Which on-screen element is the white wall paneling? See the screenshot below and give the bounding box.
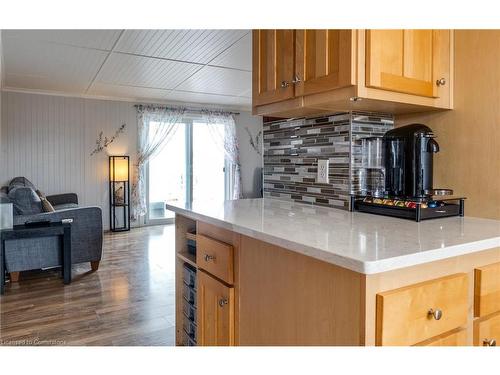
[1,30,3,157]
[1,91,262,229]
[1,92,137,230]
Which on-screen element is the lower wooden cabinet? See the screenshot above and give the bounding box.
[197,270,235,346]
[474,312,500,346]
[176,214,500,346]
[376,273,468,346]
[415,328,467,346]
[474,262,500,318]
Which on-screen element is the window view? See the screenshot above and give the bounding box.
[192,120,225,206]
[148,122,187,220]
[147,118,226,222]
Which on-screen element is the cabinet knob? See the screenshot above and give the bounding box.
[483,338,497,347]
[436,77,446,86]
[281,81,290,88]
[291,75,301,84]
[428,308,443,320]
[218,298,229,307]
[204,254,216,262]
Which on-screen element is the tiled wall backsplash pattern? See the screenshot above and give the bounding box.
[263,112,394,210]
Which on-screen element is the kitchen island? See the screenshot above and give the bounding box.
[169,198,500,346]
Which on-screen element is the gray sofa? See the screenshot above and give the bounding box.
[0,177,103,281]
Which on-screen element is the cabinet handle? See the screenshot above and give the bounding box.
[436,77,446,86]
[483,338,497,347]
[291,75,301,84]
[281,81,290,88]
[218,298,228,307]
[428,308,443,320]
[204,254,216,262]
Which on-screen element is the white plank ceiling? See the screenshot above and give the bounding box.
[1,29,252,109]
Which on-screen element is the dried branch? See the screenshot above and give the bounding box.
[90,124,127,156]
[245,127,262,156]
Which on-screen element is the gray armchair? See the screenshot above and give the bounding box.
[1,177,103,282]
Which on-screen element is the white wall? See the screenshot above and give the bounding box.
[235,111,263,198]
[0,91,263,229]
[1,31,3,159]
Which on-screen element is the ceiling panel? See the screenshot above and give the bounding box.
[209,32,251,71]
[115,29,248,64]
[176,65,251,96]
[165,90,251,107]
[2,30,122,51]
[87,82,171,100]
[1,30,253,109]
[94,52,202,90]
[3,38,109,92]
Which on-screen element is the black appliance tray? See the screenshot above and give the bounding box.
[351,196,465,222]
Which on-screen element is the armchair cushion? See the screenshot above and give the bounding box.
[46,193,79,207]
[53,203,79,210]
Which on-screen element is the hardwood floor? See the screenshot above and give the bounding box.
[0,225,176,346]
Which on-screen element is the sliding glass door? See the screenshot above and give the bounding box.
[192,120,226,206]
[146,117,227,224]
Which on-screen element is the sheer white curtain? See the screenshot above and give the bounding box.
[131,105,185,220]
[201,110,242,199]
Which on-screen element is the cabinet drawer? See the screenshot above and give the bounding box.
[196,234,234,284]
[475,262,500,317]
[376,273,468,346]
[474,311,500,347]
[414,328,467,346]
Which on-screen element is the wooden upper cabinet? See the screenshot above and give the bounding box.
[365,29,450,98]
[252,29,295,106]
[197,270,235,346]
[294,30,354,96]
[252,29,453,116]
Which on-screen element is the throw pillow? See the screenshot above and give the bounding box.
[8,177,37,192]
[8,187,43,215]
[35,190,55,213]
[40,197,56,213]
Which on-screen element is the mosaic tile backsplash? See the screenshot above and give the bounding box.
[263,111,394,210]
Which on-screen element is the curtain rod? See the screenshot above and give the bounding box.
[134,104,240,115]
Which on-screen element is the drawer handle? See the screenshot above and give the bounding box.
[204,254,216,262]
[436,77,446,86]
[428,308,443,320]
[483,338,497,347]
[218,298,228,307]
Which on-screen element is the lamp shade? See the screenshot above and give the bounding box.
[110,156,129,181]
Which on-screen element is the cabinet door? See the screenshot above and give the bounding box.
[197,270,235,346]
[474,312,500,347]
[252,29,295,106]
[295,29,354,96]
[366,30,450,98]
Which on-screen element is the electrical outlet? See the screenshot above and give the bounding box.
[317,159,329,184]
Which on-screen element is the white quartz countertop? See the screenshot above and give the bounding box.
[166,198,500,274]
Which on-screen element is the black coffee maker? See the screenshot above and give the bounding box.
[383,124,440,199]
